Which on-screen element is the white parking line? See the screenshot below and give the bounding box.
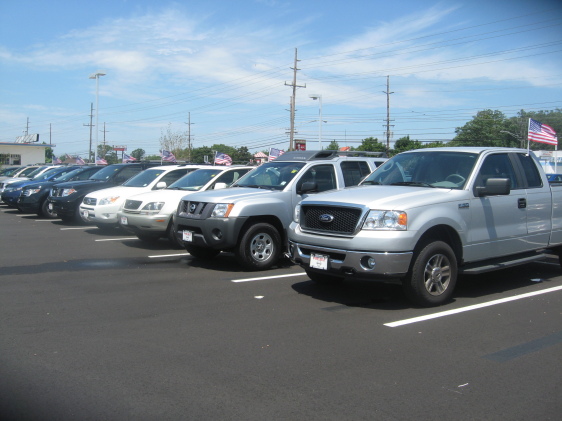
[35,219,61,221]
[232,273,307,283]
[95,237,138,241]
[60,227,90,230]
[385,285,562,327]
[148,253,189,258]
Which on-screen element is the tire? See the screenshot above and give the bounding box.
[237,223,281,270]
[40,199,58,219]
[166,221,183,249]
[305,268,343,285]
[185,244,220,259]
[402,240,457,307]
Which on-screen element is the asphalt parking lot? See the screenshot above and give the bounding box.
[1,206,561,420]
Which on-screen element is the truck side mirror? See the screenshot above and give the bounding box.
[298,181,317,195]
[474,178,510,197]
[214,182,228,190]
[155,181,167,190]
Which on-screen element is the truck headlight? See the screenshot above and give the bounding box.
[23,188,41,196]
[211,203,234,218]
[99,196,120,206]
[294,204,301,223]
[140,202,165,213]
[362,210,407,230]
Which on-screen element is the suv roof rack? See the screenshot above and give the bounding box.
[278,150,387,162]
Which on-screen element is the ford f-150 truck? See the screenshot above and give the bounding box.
[288,147,562,306]
[173,150,387,270]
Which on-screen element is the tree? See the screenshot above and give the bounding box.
[131,148,145,161]
[355,137,386,153]
[326,140,339,150]
[232,146,253,164]
[160,123,188,160]
[393,136,423,154]
[453,110,514,147]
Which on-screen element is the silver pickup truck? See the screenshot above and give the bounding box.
[288,147,562,306]
[173,150,387,270]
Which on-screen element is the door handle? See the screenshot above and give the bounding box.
[518,198,527,209]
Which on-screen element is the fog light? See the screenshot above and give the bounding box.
[212,228,223,240]
[360,256,376,270]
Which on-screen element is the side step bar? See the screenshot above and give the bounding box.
[460,252,550,275]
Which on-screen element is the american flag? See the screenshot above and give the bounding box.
[160,150,177,162]
[268,147,285,162]
[123,153,136,163]
[53,156,62,164]
[76,156,86,165]
[95,156,108,165]
[215,152,232,165]
[528,118,557,145]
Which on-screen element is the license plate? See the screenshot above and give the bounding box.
[120,216,128,225]
[81,210,89,218]
[182,230,193,242]
[310,253,329,270]
[48,203,53,211]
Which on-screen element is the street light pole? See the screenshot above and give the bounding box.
[309,94,322,150]
[89,71,106,164]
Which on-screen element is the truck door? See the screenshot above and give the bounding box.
[467,153,528,261]
[292,164,337,209]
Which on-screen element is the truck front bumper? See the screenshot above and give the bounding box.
[289,240,412,279]
[174,215,249,251]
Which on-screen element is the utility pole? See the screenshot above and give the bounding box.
[383,75,394,154]
[185,112,193,162]
[285,48,306,151]
[102,123,109,157]
[84,103,94,162]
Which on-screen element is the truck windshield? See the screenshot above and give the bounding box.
[361,151,478,189]
[123,169,164,187]
[233,162,305,190]
[90,165,121,181]
[168,169,222,191]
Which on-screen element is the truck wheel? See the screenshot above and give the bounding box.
[403,240,457,307]
[166,221,183,249]
[237,223,281,270]
[305,269,343,285]
[40,199,58,219]
[185,244,220,259]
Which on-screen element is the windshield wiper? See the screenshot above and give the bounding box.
[390,181,435,188]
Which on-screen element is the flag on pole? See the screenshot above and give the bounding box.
[53,156,62,164]
[95,156,108,165]
[160,150,177,162]
[76,156,86,165]
[528,118,557,145]
[268,148,285,162]
[123,153,136,163]
[214,152,232,165]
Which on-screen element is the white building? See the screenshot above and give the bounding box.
[0,142,54,166]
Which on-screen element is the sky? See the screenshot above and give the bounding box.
[1,0,561,159]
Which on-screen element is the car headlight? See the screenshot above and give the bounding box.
[140,202,165,214]
[23,188,41,196]
[62,188,77,196]
[99,196,120,206]
[362,210,407,230]
[211,203,234,218]
[293,204,301,223]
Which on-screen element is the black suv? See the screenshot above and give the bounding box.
[48,163,160,223]
[18,166,104,218]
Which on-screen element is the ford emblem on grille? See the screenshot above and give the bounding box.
[319,214,334,223]
[189,203,197,213]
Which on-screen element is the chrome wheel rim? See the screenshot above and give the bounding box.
[424,253,451,296]
[250,232,274,262]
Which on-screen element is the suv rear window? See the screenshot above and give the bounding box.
[340,161,372,186]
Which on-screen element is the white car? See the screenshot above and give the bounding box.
[118,166,254,246]
[80,165,203,229]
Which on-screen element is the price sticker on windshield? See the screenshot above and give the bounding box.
[182,230,193,242]
[310,253,328,270]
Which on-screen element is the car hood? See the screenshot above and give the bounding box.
[126,189,199,204]
[305,185,468,210]
[53,179,106,189]
[85,185,142,199]
[182,187,280,203]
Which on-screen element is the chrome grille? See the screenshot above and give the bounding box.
[124,199,143,210]
[83,197,97,206]
[301,205,363,235]
[178,201,211,218]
